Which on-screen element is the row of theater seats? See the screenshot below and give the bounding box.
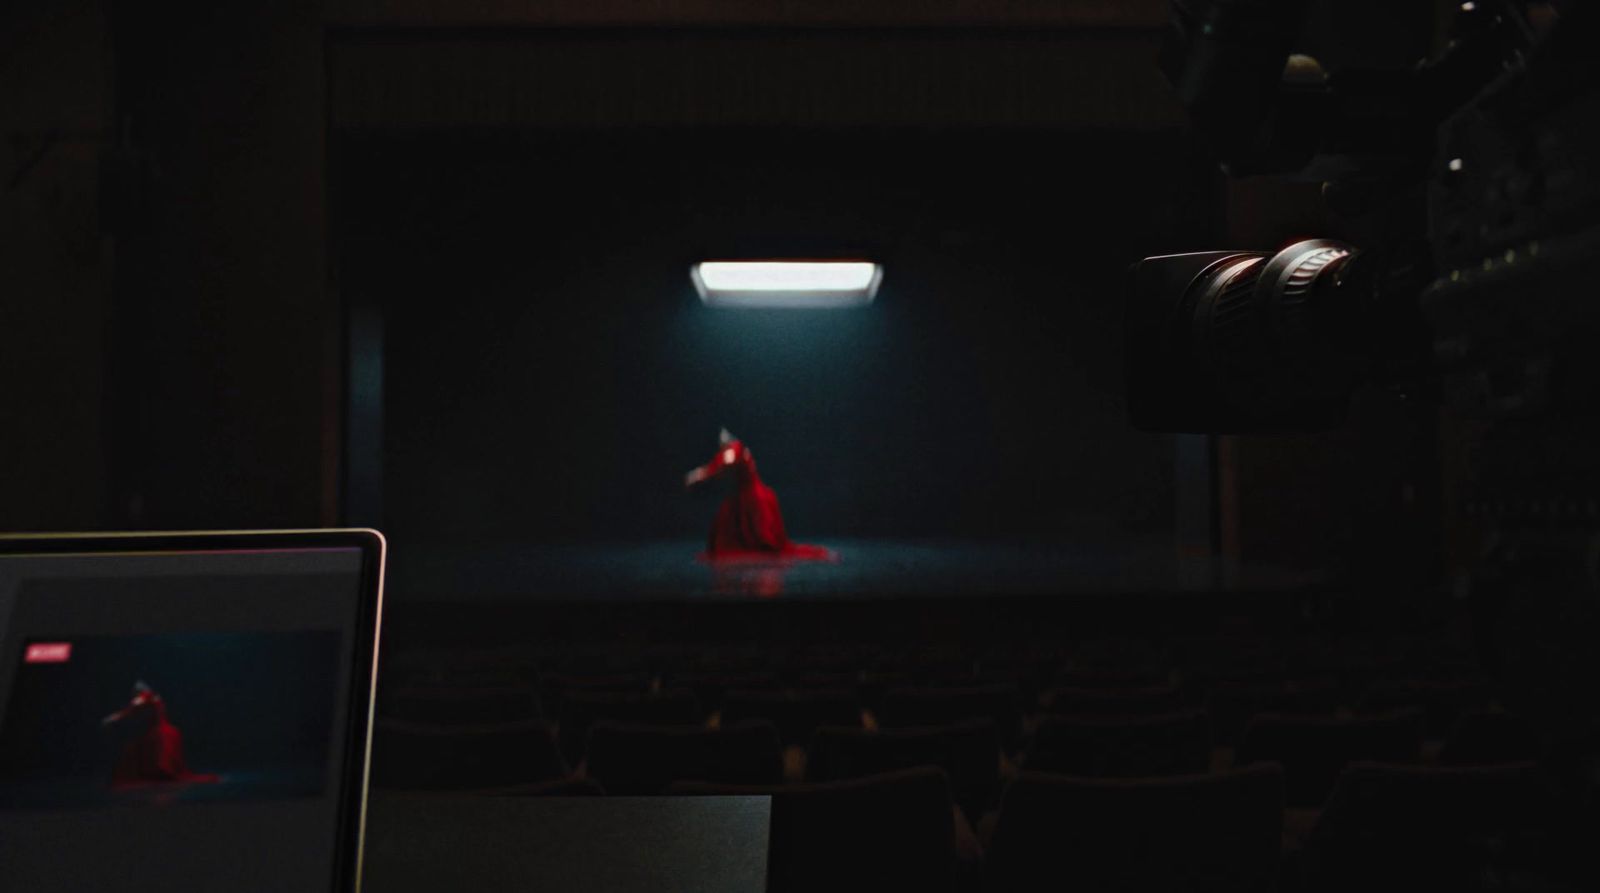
[371,705,1539,812]
[374,759,1563,893]
[368,636,1577,888]
[383,640,1487,714]
[381,670,1503,739]
[381,629,1480,686]
[374,655,1532,786]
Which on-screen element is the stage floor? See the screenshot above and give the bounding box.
[385,537,1267,602]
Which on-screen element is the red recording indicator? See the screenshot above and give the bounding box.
[24,642,72,664]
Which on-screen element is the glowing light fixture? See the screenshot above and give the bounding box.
[692,261,882,308]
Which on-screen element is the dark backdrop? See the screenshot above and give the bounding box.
[341,128,1219,548]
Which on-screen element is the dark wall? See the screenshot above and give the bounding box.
[343,129,1218,546]
[103,4,333,530]
[1,3,333,535]
[0,0,113,533]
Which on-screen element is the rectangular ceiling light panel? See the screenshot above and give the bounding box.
[692,261,882,308]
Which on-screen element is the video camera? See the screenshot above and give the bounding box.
[1128,0,1599,434]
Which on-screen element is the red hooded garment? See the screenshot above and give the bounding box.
[103,683,219,788]
[688,438,835,562]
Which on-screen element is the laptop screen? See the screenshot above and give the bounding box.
[0,538,380,892]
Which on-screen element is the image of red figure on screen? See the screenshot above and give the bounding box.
[101,681,219,788]
[685,429,837,562]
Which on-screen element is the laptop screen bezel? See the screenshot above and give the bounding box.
[0,528,386,893]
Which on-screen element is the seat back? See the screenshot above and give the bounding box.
[669,670,779,711]
[1205,675,1346,745]
[986,765,1285,893]
[584,720,783,794]
[1027,709,1212,777]
[539,671,653,721]
[371,718,568,791]
[878,683,1023,748]
[1300,762,1557,893]
[557,688,702,764]
[1438,710,1541,766]
[1238,709,1422,806]
[1052,665,1172,690]
[1041,684,1189,718]
[721,688,861,745]
[383,685,542,725]
[807,719,1000,820]
[1360,678,1492,738]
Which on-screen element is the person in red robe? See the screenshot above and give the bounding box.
[101,681,219,787]
[684,429,836,562]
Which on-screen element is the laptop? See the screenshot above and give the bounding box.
[0,529,385,893]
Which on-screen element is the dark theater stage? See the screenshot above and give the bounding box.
[345,126,1230,611]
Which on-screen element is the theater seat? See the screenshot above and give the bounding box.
[1051,665,1172,690]
[806,719,1001,822]
[720,688,861,746]
[668,670,779,712]
[1040,683,1190,718]
[855,671,915,712]
[668,767,961,893]
[583,720,783,794]
[1360,678,1492,738]
[1297,762,1557,893]
[877,683,1024,749]
[382,685,543,726]
[1205,675,1346,745]
[1237,710,1423,807]
[984,765,1285,893]
[1026,710,1212,777]
[371,718,569,791]
[540,671,655,714]
[1438,710,1541,766]
[556,688,703,765]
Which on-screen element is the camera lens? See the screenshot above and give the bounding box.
[1127,237,1385,431]
[1190,239,1358,415]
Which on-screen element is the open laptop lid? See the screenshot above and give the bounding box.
[0,529,385,893]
